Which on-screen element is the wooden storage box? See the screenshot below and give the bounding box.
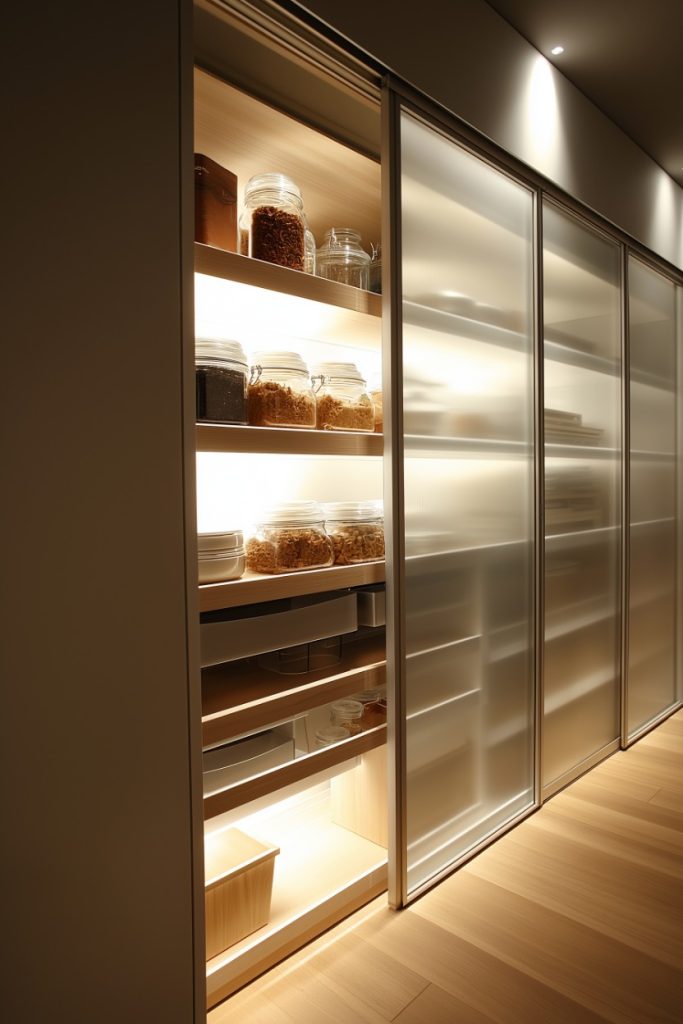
[194,152,237,251]
[204,828,279,959]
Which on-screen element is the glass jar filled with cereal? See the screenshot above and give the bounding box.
[312,362,374,432]
[248,351,316,429]
[246,501,334,574]
[323,501,385,565]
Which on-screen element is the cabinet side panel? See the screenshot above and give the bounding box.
[0,2,199,1020]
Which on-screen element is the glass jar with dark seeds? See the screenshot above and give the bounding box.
[195,337,248,424]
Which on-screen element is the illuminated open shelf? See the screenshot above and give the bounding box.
[197,422,383,456]
[199,561,386,612]
[196,244,381,317]
[205,782,387,1008]
[202,632,386,746]
[203,724,387,818]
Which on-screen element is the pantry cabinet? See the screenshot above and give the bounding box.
[189,0,682,1006]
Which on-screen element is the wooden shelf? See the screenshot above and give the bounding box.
[195,244,381,318]
[197,422,383,456]
[202,633,386,746]
[203,724,387,819]
[199,561,386,612]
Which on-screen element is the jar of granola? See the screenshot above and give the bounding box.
[323,501,385,565]
[312,362,374,432]
[239,172,305,271]
[246,501,334,574]
[247,351,316,429]
[330,699,364,736]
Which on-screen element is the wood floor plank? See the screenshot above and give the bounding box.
[566,776,683,832]
[529,793,683,878]
[414,871,682,1024]
[465,819,683,967]
[356,908,609,1023]
[650,788,683,813]
[392,983,495,1024]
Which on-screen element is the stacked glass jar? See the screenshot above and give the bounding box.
[195,337,248,424]
[245,501,334,575]
[316,228,370,288]
[312,361,374,432]
[323,501,385,565]
[247,351,316,429]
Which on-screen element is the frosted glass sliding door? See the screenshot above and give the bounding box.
[627,258,678,737]
[399,110,535,897]
[542,203,621,788]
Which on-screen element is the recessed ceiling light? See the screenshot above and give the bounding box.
[551,45,564,55]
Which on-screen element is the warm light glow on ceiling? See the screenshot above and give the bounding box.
[551,45,564,56]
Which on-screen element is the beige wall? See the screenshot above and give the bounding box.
[1,1,202,1019]
[294,0,683,271]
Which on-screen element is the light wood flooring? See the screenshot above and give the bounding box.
[208,710,683,1023]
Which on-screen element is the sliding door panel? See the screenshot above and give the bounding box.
[627,258,678,737]
[399,110,535,897]
[542,203,621,788]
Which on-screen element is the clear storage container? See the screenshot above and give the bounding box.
[246,501,334,574]
[312,362,374,432]
[247,351,316,429]
[195,337,248,424]
[330,699,364,735]
[368,243,382,294]
[315,726,348,748]
[316,228,370,288]
[197,530,246,583]
[324,501,385,565]
[239,172,306,271]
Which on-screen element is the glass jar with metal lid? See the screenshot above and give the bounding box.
[316,228,371,288]
[323,501,385,565]
[247,351,316,429]
[195,337,248,424]
[239,172,306,271]
[312,361,374,432]
[246,500,334,574]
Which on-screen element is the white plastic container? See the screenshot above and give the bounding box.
[198,530,245,584]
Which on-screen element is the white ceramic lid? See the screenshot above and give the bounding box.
[323,500,383,522]
[251,350,309,375]
[257,500,325,528]
[312,361,366,385]
[198,530,244,556]
[195,337,248,367]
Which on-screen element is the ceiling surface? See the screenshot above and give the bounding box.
[485,0,683,187]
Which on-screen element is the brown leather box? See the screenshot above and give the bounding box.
[194,153,237,251]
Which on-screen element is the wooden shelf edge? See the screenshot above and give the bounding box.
[194,243,381,317]
[203,725,387,820]
[199,561,386,611]
[196,422,383,456]
[205,865,387,1007]
[202,660,386,747]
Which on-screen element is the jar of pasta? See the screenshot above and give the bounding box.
[239,172,305,271]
